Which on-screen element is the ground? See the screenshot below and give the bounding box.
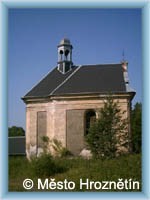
[9,154,141,192]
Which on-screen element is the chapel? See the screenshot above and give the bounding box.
[22,38,135,158]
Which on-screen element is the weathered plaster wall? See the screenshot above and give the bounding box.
[25,96,131,158]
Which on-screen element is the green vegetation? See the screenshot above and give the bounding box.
[40,136,72,157]
[30,153,67,177]
[50,138,72,157]
[8,126,25,137]
[131,102,142,153]
[86,97,128,159]
[9,154,141,191]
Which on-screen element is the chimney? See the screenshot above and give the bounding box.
[121,60,130,91]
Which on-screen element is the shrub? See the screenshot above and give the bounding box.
[40,136,72,158]
[50,138,72,158]
[86,96,129,159]
[30,153,67,177]
[60,147,73,157]
[41,136,50,153]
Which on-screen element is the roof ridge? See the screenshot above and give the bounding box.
[49,65,82,95]
[82,63,121,66]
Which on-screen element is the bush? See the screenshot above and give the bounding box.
[30,153,67,177]
[86,96,129,159]
[41,136,50,153]
[50,138,72,157]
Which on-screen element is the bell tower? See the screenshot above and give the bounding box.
[57,38,73,74]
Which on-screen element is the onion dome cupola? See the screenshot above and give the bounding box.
[57,38,73,74]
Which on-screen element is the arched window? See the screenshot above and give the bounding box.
[59,50,63,61]
[85,110,96,135]
[65,49,70,60]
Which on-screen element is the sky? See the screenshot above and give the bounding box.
[8,8,142,130]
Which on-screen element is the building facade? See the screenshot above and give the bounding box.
[22,39,135,158]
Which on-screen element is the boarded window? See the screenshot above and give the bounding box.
[66,109,85,155]
[37,111,47,148]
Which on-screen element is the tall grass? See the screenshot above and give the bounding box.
[9,154,141,191]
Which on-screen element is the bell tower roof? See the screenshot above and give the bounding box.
[60,38,71,45]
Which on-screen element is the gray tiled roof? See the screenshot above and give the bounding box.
[23,64,128,99]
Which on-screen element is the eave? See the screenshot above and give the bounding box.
[21,91,136,104]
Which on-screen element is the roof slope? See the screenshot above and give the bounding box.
[53,64,126,95]
[23,64,127,98]
[24,66,78,97]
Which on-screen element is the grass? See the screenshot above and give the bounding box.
[9,154,141,192]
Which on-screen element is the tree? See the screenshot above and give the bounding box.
[86,96,129,159]
[131,102,142,153]
[8,126,25,137]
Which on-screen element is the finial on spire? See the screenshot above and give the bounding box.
[122,49,125,61]
[121,49,128,72]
